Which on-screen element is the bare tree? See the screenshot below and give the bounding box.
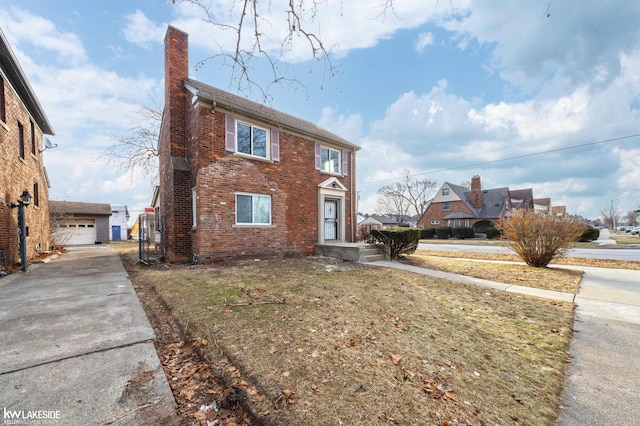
[376,170,437,221]
[101,102,162,180]
[623,210,639,227]
[173,0,403,100]
[600,204,622,229]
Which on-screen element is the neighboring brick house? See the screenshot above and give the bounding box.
[418,175,513,233]
[0,28,54,269]
[159,26,359,263]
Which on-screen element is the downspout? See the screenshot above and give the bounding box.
[350,149,356,242]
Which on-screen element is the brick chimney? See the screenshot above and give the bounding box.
[159,26,191,262]
[470,175,482,208]
[164,25,188,158]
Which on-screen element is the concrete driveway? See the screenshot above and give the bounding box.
[0,246,178,425]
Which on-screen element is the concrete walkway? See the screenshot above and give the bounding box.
[369,258,640,426]
[0,246,178,425]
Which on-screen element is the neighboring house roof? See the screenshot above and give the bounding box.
[445,182,509,220]
[0,28,54,135]
[49,201,112,216]
[510,188,534,209]
[185,79,360,151]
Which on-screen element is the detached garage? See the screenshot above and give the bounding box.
[49,201,111,246]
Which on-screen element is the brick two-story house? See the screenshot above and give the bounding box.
[0,28,54,269]
[418,175,512,233]
[159,26,359,263]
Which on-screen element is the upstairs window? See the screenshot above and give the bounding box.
[442,188,449,196]
[236,193,271,225]
[30,120,36,155]
[315,143,349,176]
[225,114,280,161]
[237,121,268,158]
[442,201,451,211]
[0,76,5,123]
[321,146,340,174]
[33,182,39,207]
[18,121,25,159]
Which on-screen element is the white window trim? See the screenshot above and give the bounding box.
[442,202,451,211]
[234,192,272,226]
[236,120,270,160]
[192,187,197,228]
[321,146,340,174]
[431,220,439,225]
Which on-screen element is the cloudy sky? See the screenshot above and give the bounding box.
[2,0,639,222]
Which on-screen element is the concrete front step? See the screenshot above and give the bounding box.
[364,254,387,262]
[315,243,387,263]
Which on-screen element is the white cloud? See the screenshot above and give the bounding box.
[0,8,88,66]
[122,9,166,49]
[415,32,434,54]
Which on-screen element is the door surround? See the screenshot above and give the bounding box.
[318,177,347,244]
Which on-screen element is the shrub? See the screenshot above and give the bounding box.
[578,227,600,242]
[420,228,436,239]
[452,226,475,239]
[435,226,452,239]
[372,228,421,260]
[485,226,501,240]
[497,210,586,267]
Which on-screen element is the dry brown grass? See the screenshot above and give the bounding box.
[124,254,574,426]
[404,252,582,293]
[417,248,640,271]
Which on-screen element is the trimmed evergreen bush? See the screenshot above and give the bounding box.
[452,226,475,239]
[420,228,436,239]
[485,226,501,240]
[372,228,421,259]
[435,226,452,239]
[578,227,600,242]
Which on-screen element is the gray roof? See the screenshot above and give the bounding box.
[445,183,509,220]
[186,79,359,150]
[0,28,54,135]
[49,201,111,216]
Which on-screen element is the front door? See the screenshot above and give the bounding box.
[324,199,339,241]
[112,225,121,241]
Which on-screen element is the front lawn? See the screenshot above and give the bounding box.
[122,252,573,425]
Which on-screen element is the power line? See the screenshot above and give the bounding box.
[364,132,640,184]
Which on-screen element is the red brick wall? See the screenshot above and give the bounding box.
[0,75,51,269]
[189,109,354,261]
[418,200,474,228]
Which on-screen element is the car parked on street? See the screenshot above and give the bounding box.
[631,227,640,235]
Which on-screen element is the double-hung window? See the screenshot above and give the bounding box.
[18,121,25,159]
[236,193,271,225]
[237,121,268,158]
[321,146,340,174]
[315,143,348,176]
[225,114,280,161]
[0,75,5,123]
[442,202,451,211]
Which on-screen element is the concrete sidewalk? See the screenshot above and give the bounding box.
[0,246,178,425]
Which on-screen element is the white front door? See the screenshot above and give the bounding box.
[324,199,339,241]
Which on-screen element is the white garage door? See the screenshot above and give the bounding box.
[55,219,97,245]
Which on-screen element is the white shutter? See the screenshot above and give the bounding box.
[341,150,348,176]
[225,114,236,152]
[271,129,280,161]
[314,142,321,170]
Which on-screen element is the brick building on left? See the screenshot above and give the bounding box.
[0,28,55,270]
